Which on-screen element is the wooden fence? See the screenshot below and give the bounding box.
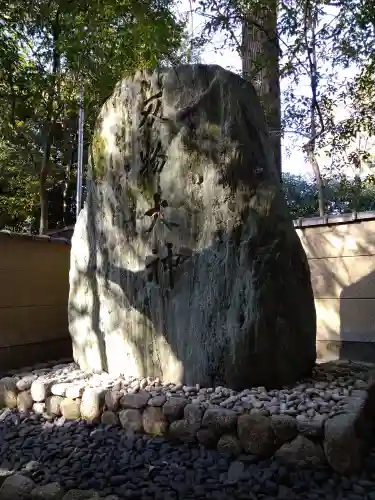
[295,211,375,362]
[0,231,72,372]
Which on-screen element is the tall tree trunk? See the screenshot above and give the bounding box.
[63,160,72,227]
[304,2,325,216]
[39,10,61,234]
[39,141,51,234]
[242,1,282,181]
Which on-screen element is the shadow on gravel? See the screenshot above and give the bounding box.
[1,409,375,500]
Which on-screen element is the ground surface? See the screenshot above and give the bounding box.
[1,360,375,499]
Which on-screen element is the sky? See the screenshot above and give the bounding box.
[174,1,373,179]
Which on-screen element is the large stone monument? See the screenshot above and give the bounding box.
[68,64,316,390]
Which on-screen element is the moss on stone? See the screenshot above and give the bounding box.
[188,150,202,172]
[115,130,123,149]
[124,178,155,210]
[125,185,137,207]
[202,122,221,138]
[92,134,108,179]
[139,175,156,205]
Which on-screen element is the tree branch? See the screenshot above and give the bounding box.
[302,0,325,149]
[302,0,326,216]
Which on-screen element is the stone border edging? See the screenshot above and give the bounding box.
[1,371,375,475]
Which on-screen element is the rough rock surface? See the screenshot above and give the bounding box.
[323,386,375,474]
[30,482,64,500]
[69,63,316,389]
[0,474,35,500]
[237,413,276,457]
[274,435,326,467]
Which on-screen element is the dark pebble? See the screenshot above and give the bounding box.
[110,475,127,486]
[0,408,374,499]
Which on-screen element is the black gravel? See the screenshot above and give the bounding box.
[1,409,375,500]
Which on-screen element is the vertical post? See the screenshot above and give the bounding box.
[76,87,84,220]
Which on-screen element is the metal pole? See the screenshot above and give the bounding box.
[76,87,84,220]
